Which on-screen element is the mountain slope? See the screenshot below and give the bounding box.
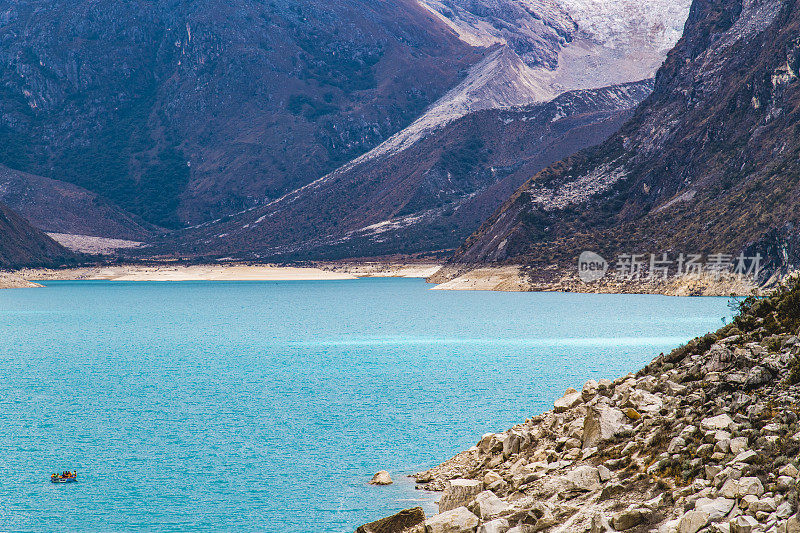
[142,80,652,260]
[0,165,156,240]
[0,0,483,227]
[450,0,800,280]
[0,202,77,268]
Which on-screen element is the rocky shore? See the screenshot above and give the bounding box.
[429,266,763,296]
[0,271,40,289]
[358,280,800,533]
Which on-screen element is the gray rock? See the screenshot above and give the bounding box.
[597,464,612,483]
[564,465,601,492]
[701,414,734,432]
[744,366,773,388]
[611,508,649,530]
[694,497,735,521]
[583,405,625,448]
[467,491,511,520]
[729,515,759,533]
[679,510,710,533]
[426,507,480,533]
[439,479,483,513]
[356,506,426,533]
[370,471,393,485]
[477,518,509,533]
[729,450,758,464]
[554,388,583,413]
[591,513,613,533]
[786,514,800,533]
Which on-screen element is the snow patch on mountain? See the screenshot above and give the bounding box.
[418,0,691,91]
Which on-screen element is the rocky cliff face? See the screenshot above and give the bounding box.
[359,280,800,533]
[0,0,483,227]
[141,80,652,260]
[0,201,76,268]
[450,0,800,281]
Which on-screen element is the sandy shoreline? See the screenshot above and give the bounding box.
[17,263,443,283]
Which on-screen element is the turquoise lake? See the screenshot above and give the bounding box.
[0,278,732,532]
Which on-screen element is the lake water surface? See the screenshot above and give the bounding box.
[0,279,731,531]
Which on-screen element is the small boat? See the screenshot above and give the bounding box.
[51,472,77,483]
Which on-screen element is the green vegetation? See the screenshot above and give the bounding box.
[287,94,338,120]
[441,138,488,178]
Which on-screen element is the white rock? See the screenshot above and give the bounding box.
[729,437,748,455]
[369,471,393,485]
[666,380,687,395]
[565,465,601,492]
[554,388,583,412]
[627,388,663,413]
[779,464,798,478]
[786,514,800,533]
[597,464,612,482]
[679,510,710,533]
[468,491,511,519]
[776,501,794,519]
[583,405,625,448]
[729,450,758,464]
[701,414,734,432]
[439,479,483,513]
[426,507,480,533]
[729,515,758,533]
[483,470,503,486]
[738,477,764,497]
[695,497,735,521]
[478,518,510,533]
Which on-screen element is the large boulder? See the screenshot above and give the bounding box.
[583,406,625,448]
[425,507,480,533]
[370,471,393,485]
[730,515,759,533]
[356,507,426,533]
[477,518,509,533]
[439,479,484,513]
[564,466,601,492]
[611,508,648,530]
[700,414,734,432]
[554,388,583,413]
[625,389,663,414]
[694,497,735,521]
[678,510,709,533]
[467,491,511,520]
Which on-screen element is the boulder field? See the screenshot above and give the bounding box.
[357,281,800,533]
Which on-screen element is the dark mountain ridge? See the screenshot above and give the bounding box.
[449,0,800,281]
[0,201,77,268]
[0,0,483,227]
[139,80,653,261]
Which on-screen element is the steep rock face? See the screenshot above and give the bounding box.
[419,0,690,92]
[141,80,652,260]
[0,201,76,268]
[0,165,156,240]
[451,0,800,279]
[0,0,483,227]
